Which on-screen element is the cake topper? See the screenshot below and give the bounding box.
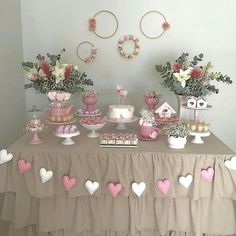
[116,84,128,104]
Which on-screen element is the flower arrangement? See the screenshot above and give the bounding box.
[156,53,232,97]
[23,49,93,94]
[164,122,189,138]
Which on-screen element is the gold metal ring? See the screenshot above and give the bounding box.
[76,41,97,63]
[140,10,169,39]
[92,10,119,39]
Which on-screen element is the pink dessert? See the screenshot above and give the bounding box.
[80,117,105,126]
[56,125,78,135]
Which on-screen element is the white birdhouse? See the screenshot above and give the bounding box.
[187,97,197,109]
[155,102,176,118]
[197,98,208,109]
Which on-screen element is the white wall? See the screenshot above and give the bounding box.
[21,0,236,151]
[0,0,25,234]
[0,0,25,147]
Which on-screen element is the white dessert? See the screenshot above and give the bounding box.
[108,105,134,121]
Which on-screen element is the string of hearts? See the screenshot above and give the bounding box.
[1,149,236,197]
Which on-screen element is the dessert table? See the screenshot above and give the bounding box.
[0,122,236,236]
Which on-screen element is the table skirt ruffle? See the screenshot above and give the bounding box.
[1,192,236,236]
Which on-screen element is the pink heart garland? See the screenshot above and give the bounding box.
[201,167,214,182]
[107,183,122,198]
[63,176,76,191]
[156,179,171,194]
[18,160,32,174]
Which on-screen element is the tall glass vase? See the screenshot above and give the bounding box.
[176,95,191,121]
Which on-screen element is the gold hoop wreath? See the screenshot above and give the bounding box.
[118,35,140,59]
[140,10,170,39]
[88,10,119,39]
[76,41,97,63]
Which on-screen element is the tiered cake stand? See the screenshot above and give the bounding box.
[54,131,80,145]
[104,116,138,130]
[80,123,106,138]
[182,104,212,144]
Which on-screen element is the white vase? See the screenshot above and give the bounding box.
[167,136,187,149]
[176,95,191,121]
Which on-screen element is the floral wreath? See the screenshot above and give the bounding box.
[118,35,140,59]
[76,41,97,63]
[140,10,170,39]
[88,10,119,39]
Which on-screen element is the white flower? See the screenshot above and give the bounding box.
[52,61,65,83]
[73,65,79,71]
[173,69,192,88]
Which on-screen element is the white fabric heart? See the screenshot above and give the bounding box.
[0,149,13,165]
[85,180,99,195]
[225,156,236,170]
[179,175,193,189]
[39,168,53,183]
[132,182,146,197]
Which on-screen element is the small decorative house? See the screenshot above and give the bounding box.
[196,98,208,109]
[187,97,197,109]
[155,102,176,118]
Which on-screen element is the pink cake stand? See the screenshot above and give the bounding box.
[25,121,45,145]
[30,132,43,145]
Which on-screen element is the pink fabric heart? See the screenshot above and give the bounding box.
[201,167,214,182]
[63,176,76,191]
[18,160,32,174]
[156,179,171,194]
[107,183,122,197]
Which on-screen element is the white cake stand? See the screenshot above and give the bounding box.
[54,131,80,145]
[80,123,106,138]
[104,116,138,130]
[189,131,210,144]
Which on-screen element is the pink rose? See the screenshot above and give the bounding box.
[27,73,37,81]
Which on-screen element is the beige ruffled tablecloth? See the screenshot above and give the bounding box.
[0,123,236,236]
